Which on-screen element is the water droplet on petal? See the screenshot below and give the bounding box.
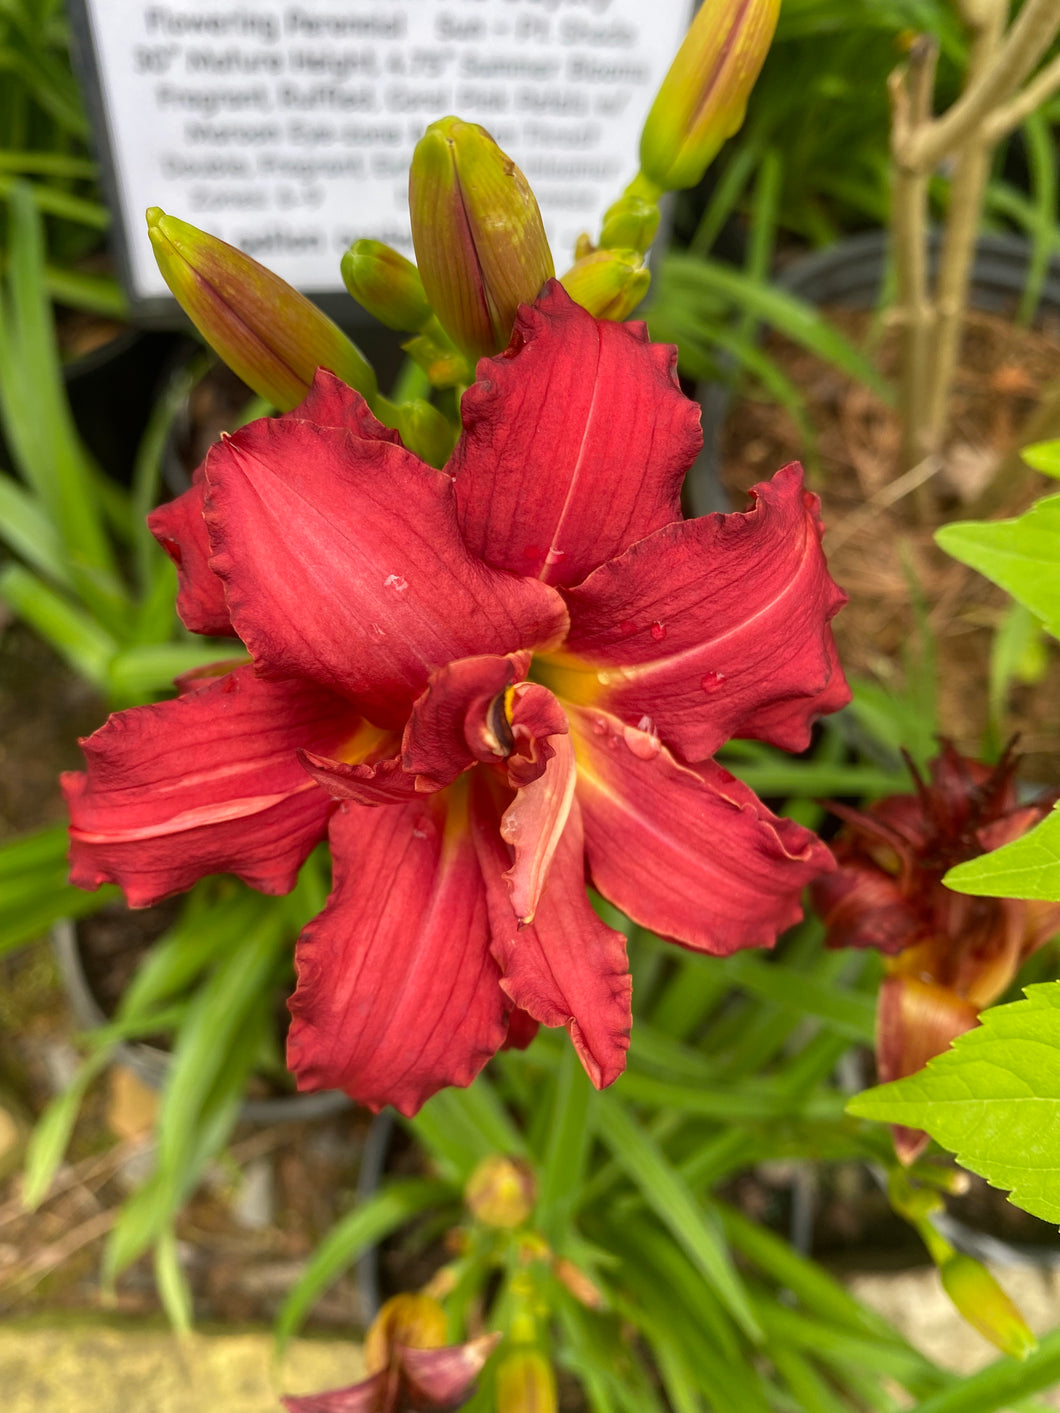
[700,671,726,692]
[590,715,608,736]
[544,546,566,566]
[383,574,408,593]
[623,723,661,761]
[411,827,427,839]
[596,670,613,686]
[650,621,666,642]
[619,620,637,637]
[368,622,386,643]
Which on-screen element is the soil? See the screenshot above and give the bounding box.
[721,305,1060,786]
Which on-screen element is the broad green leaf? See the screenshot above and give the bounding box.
[847,984,1060,1225]
[945,805,1060,901]
[935,495,1060,641]
[1021,439,1060,480]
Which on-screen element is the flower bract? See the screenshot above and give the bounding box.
[64,282,848,1115]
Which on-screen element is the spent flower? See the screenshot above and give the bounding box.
[813,741,1060,1161]
[65,283,847,1115]
[282,1293,498,1413]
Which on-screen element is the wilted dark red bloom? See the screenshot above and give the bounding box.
[813,741,1060,1161]
[282,1293,498,1413]
[64,282,848,1115]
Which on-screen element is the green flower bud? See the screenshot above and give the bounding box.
[409,118,554,361]
[559,250,651,322]
[495,1348,557,1413]
[599,195,660,254]
[402,332,473,391]
[639,0,780,192]
[940,1255,1037,1360]
[341,240,433,333]
[395,397,457,469]
[147,208,376,411]
[465,1154,537,1229]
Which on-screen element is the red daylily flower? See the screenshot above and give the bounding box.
[812,741,1060,1162]
[63,282,848,1115]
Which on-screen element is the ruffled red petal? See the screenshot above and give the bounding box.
[561,464,849,761]
[148,477,235,638]
[148,371,400,641]
[569,706,833,953]
[451,281,701,589]
[203,418,567,726]
[287,789,508,1114]
[472,778,631,1088]
[62,666,354,906]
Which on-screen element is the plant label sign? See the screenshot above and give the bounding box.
[71,0,692,315]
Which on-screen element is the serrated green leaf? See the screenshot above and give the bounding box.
[1021,439,1060,479]
[935,496,1060,641]
[945,805,1060,900]
[847,984,1060,1225]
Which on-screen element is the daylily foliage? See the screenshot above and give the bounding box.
[64,283,848,1115]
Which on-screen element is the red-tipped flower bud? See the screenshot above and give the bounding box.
[341,239,434,333]
[639,0,780,192]
[940,1255,1037,1360]
[147,208,376,411]
[560,250,651,322]
[465,1154,537,1229]
[409,118,554,360]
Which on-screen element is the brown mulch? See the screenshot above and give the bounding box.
[722,306,1060,784]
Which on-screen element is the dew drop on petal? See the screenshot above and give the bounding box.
[411,827,427,839]
[650,621,666,642]
[619,620,637,637]
[623,723,661,761]
[596,670,613,686]
[700,671,726,693]
[383,574,408,593]
[368,622,387,643]
[590,715,608,736]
